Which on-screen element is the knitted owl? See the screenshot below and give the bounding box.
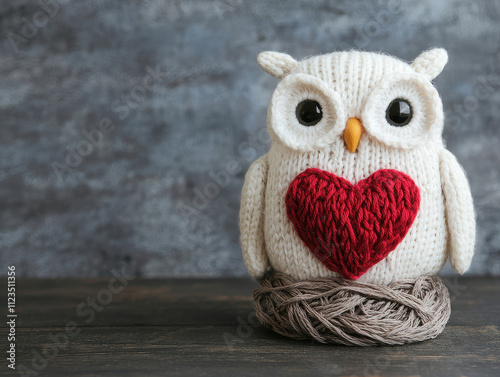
[240,48,475,286]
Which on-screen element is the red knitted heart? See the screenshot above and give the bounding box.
[286,168,420,280]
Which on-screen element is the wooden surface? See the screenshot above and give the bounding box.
[1,276,499,376]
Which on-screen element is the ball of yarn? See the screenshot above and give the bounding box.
[253,270,451,346]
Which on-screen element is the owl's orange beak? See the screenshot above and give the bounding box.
[344,118,363,153]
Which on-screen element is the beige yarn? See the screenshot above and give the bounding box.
[254,270,451,346]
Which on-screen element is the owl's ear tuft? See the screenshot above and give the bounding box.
[257,51,297,79]
[411,48,448,80]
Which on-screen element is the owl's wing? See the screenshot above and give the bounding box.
[440,149,476,274]
[239,155,269,278]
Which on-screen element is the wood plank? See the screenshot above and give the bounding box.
[2,324,498,377]
[2,278,258,328]
[3,277,499,328]
[1,277,499,376]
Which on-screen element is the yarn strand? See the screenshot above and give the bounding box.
[253,270,451,346]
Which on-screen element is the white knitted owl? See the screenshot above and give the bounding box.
[240,48,475,285]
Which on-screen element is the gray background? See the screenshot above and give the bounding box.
[1,0,499,277]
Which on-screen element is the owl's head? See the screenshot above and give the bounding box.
[258,49,448,153]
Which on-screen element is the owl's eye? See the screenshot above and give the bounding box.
[296,100,322,126]
[386,98,412,127]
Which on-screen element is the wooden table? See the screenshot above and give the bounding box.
[2,276,499,376]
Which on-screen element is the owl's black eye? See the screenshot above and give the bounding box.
[386,98,412,127]
[296,100,322,126]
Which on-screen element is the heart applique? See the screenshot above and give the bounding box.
[285,168,420,280]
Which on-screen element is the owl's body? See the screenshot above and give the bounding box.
[264,139,448,284]
[240,49,475,285]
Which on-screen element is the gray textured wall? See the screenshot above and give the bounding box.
[1,0,499,277]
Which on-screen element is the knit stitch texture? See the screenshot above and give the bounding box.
[240,48,475,285]
[286,168,420,280]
